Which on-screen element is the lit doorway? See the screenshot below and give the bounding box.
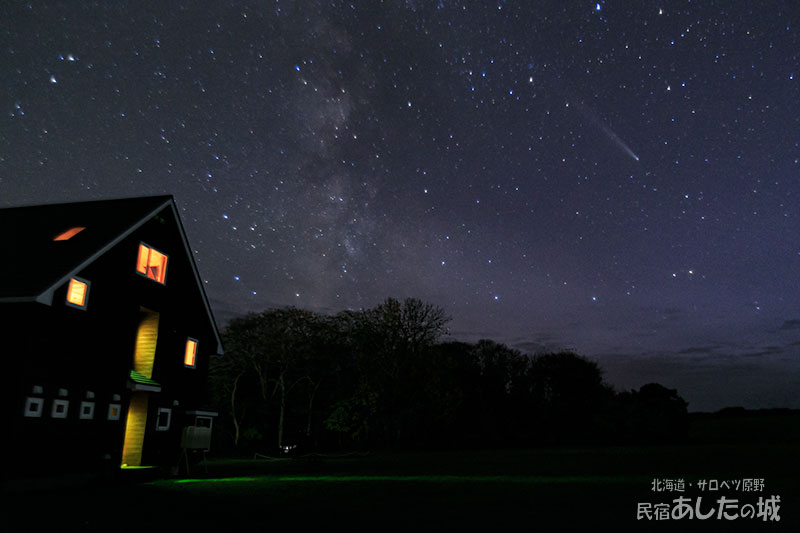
[121,308,160,467]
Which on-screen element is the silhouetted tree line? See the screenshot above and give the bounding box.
[209,298,688,454]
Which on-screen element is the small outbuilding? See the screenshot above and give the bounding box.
[1,195,222,477]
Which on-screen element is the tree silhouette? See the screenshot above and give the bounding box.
[214,308,326,450]
[618,383,689,443]
[528,351,609,443]
[210,298,691,451]
[325,298,450,446]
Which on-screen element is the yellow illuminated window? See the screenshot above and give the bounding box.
[66,278,89,309]
[136,243,168,284]
[108,404,121,421]
[53,226,86,241]
[184,338,198,368]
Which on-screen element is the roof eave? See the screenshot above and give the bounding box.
[163,201,224,355]
[3,196,224,354]
[34,197,175,307]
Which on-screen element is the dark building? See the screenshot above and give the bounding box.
[1,196,223,478]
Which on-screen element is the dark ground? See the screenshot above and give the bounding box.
[3,442,798,532]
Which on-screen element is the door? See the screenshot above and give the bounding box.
[121,392,148,466]
[121,307,160,467]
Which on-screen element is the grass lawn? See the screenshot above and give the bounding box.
[4,444,798,531]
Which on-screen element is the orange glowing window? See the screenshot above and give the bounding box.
[184,338,198,368]
[66,278,89,309]
[53,226,85,241]
[136,243,168,284]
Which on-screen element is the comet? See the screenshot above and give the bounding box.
[567,99,641,162]
[601,124,640,162]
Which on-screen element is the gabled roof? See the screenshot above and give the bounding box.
[0,195,223,353]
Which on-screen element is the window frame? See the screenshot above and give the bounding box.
[155,407,172,431]
[24,397,44,418]
[65,276,90,310]
[184,338,198,368]
[135,242,169,285]
[51,399,69,419]
[79,401,95,420]
[107,403,121,421]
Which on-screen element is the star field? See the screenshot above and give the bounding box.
[1,2,798,411]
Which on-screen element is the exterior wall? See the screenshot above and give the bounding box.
[5,206,218,477]
[4,302,132,477]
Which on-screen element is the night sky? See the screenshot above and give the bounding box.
[2,2,798,411]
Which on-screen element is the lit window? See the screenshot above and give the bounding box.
[24,397,44,418]
[53,226,86,241]
[108,403,121,421]
[184,338,198,368]
[79,401,95,420]
[136,243,168,284]
[66,277,89,309]
[155,408,171,431]
[51,399,69,419]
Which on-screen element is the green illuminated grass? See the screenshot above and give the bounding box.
[159,474,646,485]
[5,445,799,531]
[169,476,258,484]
